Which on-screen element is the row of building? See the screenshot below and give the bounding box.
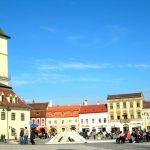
[29,93,150,134]
[0,28,150,140]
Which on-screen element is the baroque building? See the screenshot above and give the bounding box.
[0,28,31,140]
[107,92,144,132]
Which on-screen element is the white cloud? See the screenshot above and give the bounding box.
[38,62,113,71]
[127,64,150,69]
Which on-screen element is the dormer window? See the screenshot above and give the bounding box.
[70,112,73,116]
[10,96,13,103]
[36,112,40,116]
[52,112,55,116]
[62,112,64,116]
[2,95,4,102]
[15,97,18,103]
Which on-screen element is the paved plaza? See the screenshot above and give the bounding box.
[0,142,150,150]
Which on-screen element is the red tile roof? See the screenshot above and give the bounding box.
[47,105,80,118]
[0,84,31,109]
[30,110,47,118]
[28,102,49,118]
[143,101,150,109]
[28,102,48,110]
[79,104,107,114]
[107,93,142,100]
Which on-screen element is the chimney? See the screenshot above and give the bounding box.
[48,100,52,107]
[97,101,100,105]
[83,100,88,106]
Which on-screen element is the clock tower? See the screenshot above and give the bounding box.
[0,28,10,85]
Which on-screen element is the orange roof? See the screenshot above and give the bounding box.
[79,104,107,114]
[47,105,80,118]
[30,110,47,118]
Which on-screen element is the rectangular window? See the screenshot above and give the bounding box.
[116,103,120,109]
[123,113,127,119]
[75,119,77,123]
[117,116,120,120]
[21,113,25,121]
[110,103,113,109]
[137,102,140,107]
[62,120,64,124]
[1,112,5,120]
[123,102,126,108]
[11,113,15,120]
[42,119,45,126]
[49,120,51,124]
[37,119,40,125]
[86,119,88,124]
[131,115,134,119]
[104,118,106,123]
[69,120,72,123]
[92,119,95,123]
[81,119,83,124]
[54,120,57,124]
[99,118,101,123]
[137,112,141,118]
[111,115,114,120]
[130,102,133,108]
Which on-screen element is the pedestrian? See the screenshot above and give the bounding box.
[20,129,24,145]
[24,127,29,144]
[30,128,35,145]
[93,131,96,140]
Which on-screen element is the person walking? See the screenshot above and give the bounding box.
[24,127,29,144]
[20,129,24,145]
[93,131,96,140]
[30,128,35,145]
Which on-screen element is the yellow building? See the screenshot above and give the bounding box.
[46,105,80,133]
[107,93,144,132]
[0,83,31,140]
[142,101,150,132]
[0,28,31,140]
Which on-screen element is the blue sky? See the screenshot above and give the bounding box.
[0,0,150,105]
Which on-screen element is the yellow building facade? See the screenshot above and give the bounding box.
[107,93,144,132]
[46,105,80,133]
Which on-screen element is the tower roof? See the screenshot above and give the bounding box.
[0,28,11,39]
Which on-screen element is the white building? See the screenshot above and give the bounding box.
[79,103,108,133]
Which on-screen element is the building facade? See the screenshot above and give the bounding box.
[142,101,150,132]
[79,104,108,133]
[46,105,80,133]
[107,93,144,133]
[0,83,31,140]
[28,102,49,132]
